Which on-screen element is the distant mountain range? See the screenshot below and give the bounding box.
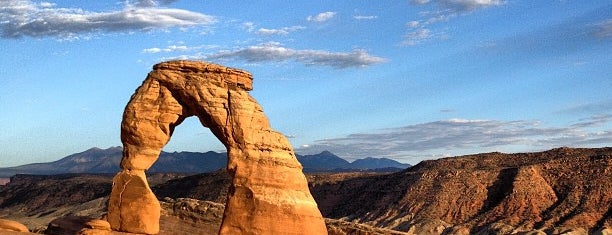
[0,147,410,177]
[297,151,410,172]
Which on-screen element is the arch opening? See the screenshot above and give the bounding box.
[161,117,226,155]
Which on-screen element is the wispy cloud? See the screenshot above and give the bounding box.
[421,10,458,24]
[353,15,378,20]
[142,44,217,53]
[143,45,186,53]
[401,11,455,46]
[560,100,612,115]
[402,1,501,46]
[407,21,421,28]
[131,0,179,7]
[594,19,612,38]
[202,42,386,69]
[307,12,337,23]
[402,28,432,46]
[256,26,305,36]
[297,117,612,162]
[411,0,504,11]
[240,22,305,36]
[242,22,256,32]
[0,0,215,39]
[571,114,612,128]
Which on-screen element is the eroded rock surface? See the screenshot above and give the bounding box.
[0,218,29,232]
[108,60,326,234]
[310,147,612,233]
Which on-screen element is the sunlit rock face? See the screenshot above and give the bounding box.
[107,60,327,235]
[0,219,29,233]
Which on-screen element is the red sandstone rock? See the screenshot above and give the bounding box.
[108,170,160,234]
[108,60,326,234]
[0,219,29,232]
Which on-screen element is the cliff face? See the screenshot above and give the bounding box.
[311,147,612,233]
[108,60,327,234]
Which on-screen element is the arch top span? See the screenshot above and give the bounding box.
[153,60,253,91]
[108,60,328,235]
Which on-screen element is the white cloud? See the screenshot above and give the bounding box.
[256,26,305,36]
[412,0,504,11]
[407,21,421,28]
[0,0,215,39]
[354,15,378,20]
[242,22,256,32]
[402,28,432,46]
[143,47,162,53]
[39,2,55,8]
[142,44,217,53]
[307,12,337,23]
[142,45,186,53]
[203,42,386,69]
[296,117,612,162]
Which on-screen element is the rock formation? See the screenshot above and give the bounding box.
[0,219,29,233]
[310,147,612,233]
[107,60,327,234]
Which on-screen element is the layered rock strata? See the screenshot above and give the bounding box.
[107,60,327,234]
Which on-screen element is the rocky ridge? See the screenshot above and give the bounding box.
[1,148,610,234]
[312,147,611,234]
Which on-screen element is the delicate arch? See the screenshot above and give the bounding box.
[107,61,327,235]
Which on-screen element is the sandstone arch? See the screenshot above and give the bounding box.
[107,60,327,234]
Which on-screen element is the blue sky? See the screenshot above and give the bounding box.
[1,0,611,167]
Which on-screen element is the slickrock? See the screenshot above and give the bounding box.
[0,219,29,232]
[108,60,326,234]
